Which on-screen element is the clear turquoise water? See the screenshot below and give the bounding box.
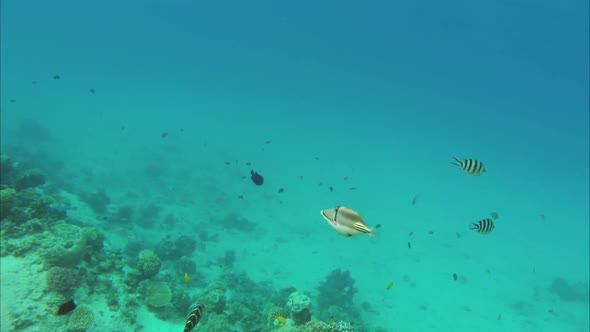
[1,1,588,331]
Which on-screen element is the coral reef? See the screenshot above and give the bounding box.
[287,292,312,325]
[201,280,227,314]
[0,188,16,219]
[66,305,95,332]
[46,266,83,293]
[140,280,172,308]
[137,249,161,279]
[14,169,46,190]
[197,313,232,332]
[317,269,357,316]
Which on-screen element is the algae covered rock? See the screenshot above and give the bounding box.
[286,292,312,325]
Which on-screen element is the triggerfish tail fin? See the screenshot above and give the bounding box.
[183,303,204,332]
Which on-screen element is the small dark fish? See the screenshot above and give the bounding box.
[183,303,204,332]
[343,176,348,180]
[407,242,411,249]
[540,214,545,220]
[470,218,494,234]
[57,300,76,315]
[246,162,251,166]
[225,161,231,166]
[318,182,323,186]
[452,273,458,281]
[121,125,126,131]
[89,89,95,94]
[409,231,413,236]
[238,195,244,199]
[328,186,333,192]
[53,74,61,80]
[32,80,37,85]
[9,99,16,103]
[250,170,264,186]
[411,194,419,206]
[314,156,320,160]
[278,188,284,193]
[375,224,382,229]
[161,132,169,138]
[428,230,434,235]
[456,232,461,239]
[265,140,272,144]
[180,128,184,132]
[348,187,357,191]
[490,212,499,220]
[451,157,485,176]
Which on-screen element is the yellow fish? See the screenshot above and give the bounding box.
[320,206,375,237]
[276,315,286,324]
[386,282,394,290]
[184,272,191,284]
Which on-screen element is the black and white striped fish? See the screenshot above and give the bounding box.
[452,157,486,176]
[470,218,495,234]
[183,303,204,332]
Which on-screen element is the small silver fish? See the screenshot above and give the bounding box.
[320,206,375,237]
[470,218,495,234]
[452,157,486,176]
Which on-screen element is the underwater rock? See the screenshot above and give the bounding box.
[286,292,312,325]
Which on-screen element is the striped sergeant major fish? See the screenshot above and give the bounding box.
[183,303,204,332]
[470,218,495,234]
[452,157,486,176]
[320,206,375,237]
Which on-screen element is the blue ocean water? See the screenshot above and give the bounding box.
[1,0,588,331]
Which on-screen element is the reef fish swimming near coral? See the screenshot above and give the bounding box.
[57,300,76,315]
[183,303,204,332]
[320,206,375,237]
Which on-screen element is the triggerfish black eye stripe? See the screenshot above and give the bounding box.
[183,304,204,332]
[470,218,494,234]
[452,157,486,176]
